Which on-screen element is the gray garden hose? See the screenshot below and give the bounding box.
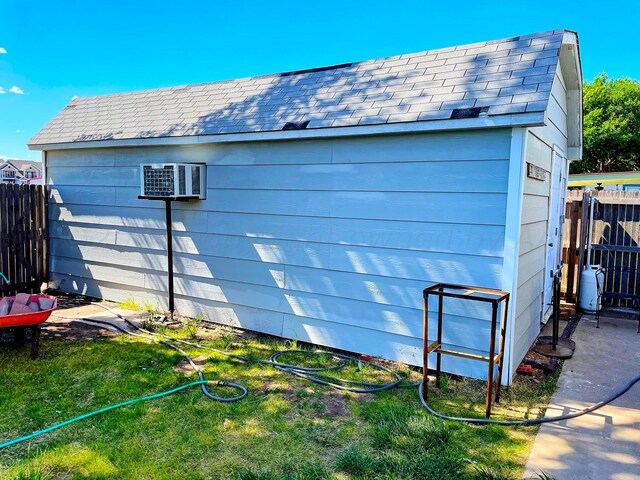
[70,302,415,394]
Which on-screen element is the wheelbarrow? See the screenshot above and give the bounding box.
[0,294,57,358]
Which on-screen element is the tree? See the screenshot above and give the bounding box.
[571,73,640,174]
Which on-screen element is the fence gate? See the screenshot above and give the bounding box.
[563,190,640,307]
[0,184,48,296]
[590,191,640,307]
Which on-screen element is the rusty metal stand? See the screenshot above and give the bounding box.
[422,283,510,418]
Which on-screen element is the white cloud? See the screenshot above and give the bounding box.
[0,87,5,94]
[16,129,23,133]
[9,86,23,94]
[0,48,6,54]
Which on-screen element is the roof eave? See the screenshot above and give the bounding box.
[29,111,547,151]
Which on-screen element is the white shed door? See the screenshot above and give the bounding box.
[543,149,568,318]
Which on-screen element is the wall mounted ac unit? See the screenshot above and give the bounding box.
[139,163,206,200]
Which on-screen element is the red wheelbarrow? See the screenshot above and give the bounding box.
[0,294,57,358]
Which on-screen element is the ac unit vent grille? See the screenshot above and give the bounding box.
[191,167,200,195]
[178,165,186,195]
[143,165,174,197]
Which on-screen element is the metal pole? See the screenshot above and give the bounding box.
[422,293,429,401]
[586,195,596,267]
[486,301,498,418]
[495,295,509,404]
[436,287,443,388]
[165,199,175,319]
[552,272,560,351]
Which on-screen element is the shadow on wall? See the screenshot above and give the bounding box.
[50,56,513,378]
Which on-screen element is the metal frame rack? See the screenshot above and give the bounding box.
[422,283,510,418]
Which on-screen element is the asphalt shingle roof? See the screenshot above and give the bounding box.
[29,29,569,147]
[0,159,42,171]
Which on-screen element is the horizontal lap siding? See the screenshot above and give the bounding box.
[47,130,511,378]
[513,133,551,368]
[512,63,568,372]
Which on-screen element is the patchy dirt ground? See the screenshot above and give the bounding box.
[44,319,117,341]
[319,391,351,417]
[172,355,209,375]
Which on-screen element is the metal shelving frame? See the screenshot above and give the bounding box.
[422,283,510,418]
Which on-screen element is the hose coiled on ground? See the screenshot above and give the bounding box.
[88,302,411,394]
[0,305,411,450]
[3,303,638,451]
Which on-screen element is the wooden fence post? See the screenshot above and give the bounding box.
[575,190,591,307]
[565,200,580,302]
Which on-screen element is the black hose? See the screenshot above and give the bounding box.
[57,305,640,426]
[418,374,640,425]
[54,303,411,398]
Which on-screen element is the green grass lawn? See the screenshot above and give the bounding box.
[0,322,558,480]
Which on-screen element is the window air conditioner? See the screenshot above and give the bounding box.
[139,163,206,200]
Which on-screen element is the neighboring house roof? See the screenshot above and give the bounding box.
[29,29,579,149]
[0,160,42,177]
[1,159,42,172]
[569,171,640,187]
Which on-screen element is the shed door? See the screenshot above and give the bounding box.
[543,149,568,318]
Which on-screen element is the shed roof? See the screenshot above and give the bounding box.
[30,29,574,149]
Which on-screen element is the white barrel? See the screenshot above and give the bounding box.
[579,265,604,313]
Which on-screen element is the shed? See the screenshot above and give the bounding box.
[29,29,582,383]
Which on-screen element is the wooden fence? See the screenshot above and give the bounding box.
[562,191,587,302]
[563,190,640,306]
[0,184,48,296]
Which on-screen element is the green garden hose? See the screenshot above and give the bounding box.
[0,381,208,450]
[0,305,410,450]
[3,302,638,451]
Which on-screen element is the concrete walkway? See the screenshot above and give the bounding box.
[524,314,640,480]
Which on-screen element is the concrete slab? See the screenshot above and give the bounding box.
[524,314,640,480]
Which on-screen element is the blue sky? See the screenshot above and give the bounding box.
[1,0,639,160]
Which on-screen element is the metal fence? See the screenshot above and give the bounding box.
[0,184,48,296]
[563,190,640,307]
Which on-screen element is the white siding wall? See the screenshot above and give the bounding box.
[47,129,512,379]
[514,133,552,364]
[512,62,570,366]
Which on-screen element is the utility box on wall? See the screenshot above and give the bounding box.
[140,163,206,200]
